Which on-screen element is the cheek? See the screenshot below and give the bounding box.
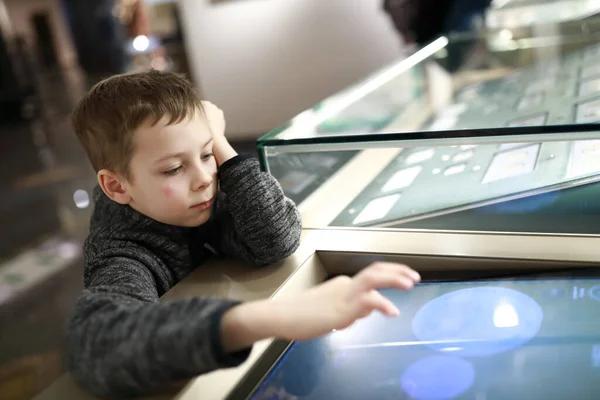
[161,184,175,198]
[160,182,187,204]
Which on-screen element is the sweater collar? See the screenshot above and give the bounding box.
[90,186,190,237]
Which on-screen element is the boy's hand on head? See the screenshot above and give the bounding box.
[275,262,421,340]
[201,101,237,165]
[201,101,226,138]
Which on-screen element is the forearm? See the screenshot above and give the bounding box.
[221,262,422,354]
[220,299,284,352]
[221,294,335,351]
[218,158,302,265]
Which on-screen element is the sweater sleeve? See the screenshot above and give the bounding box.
[209,156,302,266]
[67,251,250,398]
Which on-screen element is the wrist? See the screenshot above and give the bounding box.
[213,136,238,166]
[220,299,284,353]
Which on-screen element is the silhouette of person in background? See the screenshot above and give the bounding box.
[383,0,492,48]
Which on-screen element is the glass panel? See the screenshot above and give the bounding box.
[264,129,600,234]
[487,0,600,28]
[258,32,600,144]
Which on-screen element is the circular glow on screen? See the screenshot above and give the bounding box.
[401,355,475,399]
[412,287,543,357]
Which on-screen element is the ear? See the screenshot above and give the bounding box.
[97,169,132,205]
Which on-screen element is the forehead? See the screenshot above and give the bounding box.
[132,112,211,156]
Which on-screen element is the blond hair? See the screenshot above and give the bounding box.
[71,70,203,178]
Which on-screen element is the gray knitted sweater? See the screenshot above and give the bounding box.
[67,155,302,398]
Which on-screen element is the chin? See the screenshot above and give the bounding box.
[158,208,213,228]
[187,210,212,227]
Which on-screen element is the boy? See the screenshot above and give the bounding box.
[67,70,420,398]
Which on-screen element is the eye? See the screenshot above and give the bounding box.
[201,153,214,161]
[164,166,182,176]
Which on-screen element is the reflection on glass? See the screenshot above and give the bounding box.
[452,151,474,163]
[278,171,318,195]
[566,140,600,179]
[352,194,400,225]
[517,94,544,111]
[579,78,600,96]
[576,99,600,123]
[260,31,600,146]
[406,149,435,165]
[444,163,466,176]
[382,166,422,192]
[507,114,547,127]
[499,143,530,151]
[482,144,539,184]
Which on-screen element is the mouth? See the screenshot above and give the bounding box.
[190,197,215,210]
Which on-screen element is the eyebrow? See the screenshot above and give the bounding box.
[154,138,213,164]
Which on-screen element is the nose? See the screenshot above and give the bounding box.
[191,162,213,191]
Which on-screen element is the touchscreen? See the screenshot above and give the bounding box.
[249,278,600,399]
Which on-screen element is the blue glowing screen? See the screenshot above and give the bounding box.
[250,278,600,399]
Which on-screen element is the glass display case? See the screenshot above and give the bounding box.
[486,0,600,29]
[262,127,600,235]
[483,17,600,44]
[258,33,600,213]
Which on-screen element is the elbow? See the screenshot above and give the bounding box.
[66,318,148,399]
[68,345,149,399]
[66,328,114,399]
[279,220,302,259]
[275,208,302,258]
[252,211,302,267]
[67,332,111,398]
[269,233,301,264]
[69,360,113,399]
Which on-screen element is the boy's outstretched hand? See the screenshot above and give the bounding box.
[220,262,420,352]
[275,262,420,340]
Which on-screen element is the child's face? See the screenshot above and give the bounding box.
[124,112,218,227]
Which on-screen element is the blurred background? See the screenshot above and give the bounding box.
[0,0,597,398]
